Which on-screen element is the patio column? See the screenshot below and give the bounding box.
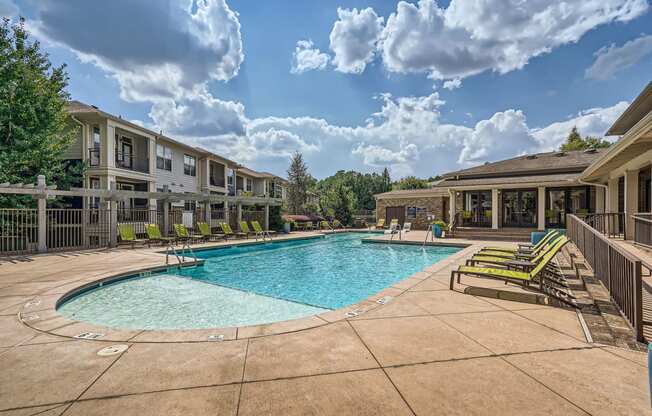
[204,201,211,224]
[491,189,499,229]
[448,189,456,226]
[147,181,156,213]
[607,177,619,212]
[625,170,638,239]
[237,203,242,229]
[595,186,606,214]
[224,200,229,225]
[264,204,270,230]
[108,181,118,247]
[537,186,546,231]
[36,175,47,253]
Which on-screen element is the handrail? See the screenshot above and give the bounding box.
[632,214,652,224]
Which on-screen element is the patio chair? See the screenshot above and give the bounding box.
[117,223,146,249]
[481,230,558,254]
[197,222,225,241]
[239,221,256,238]
[220,222,246,239]
[478,232,562,260]
[369,218,385,230]
[251,220,275,239]
[173,223,204,244]
[467,236,568,272]
[384,221,400,235]
[145,223,175,247]
[450,237,575,305]
[320,220,333,230]
[332,219,343,229]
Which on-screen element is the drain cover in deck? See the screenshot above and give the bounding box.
[97,344,129,356]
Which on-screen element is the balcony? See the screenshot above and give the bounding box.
[209,176,225,188]
[115,151,149,174]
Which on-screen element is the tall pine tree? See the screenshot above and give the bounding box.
[286,152,310,214]
[0,18,80,207]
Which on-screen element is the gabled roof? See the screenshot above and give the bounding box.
[606,81,652,136]
[442,149,606,180]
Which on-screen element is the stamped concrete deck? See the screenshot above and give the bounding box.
[0,230,649,415]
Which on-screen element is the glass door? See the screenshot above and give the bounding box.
[502,189,537,227]
[462,191,492,227]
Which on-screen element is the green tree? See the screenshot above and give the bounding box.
[286,152,311,214]
[320,183,354,225]
[392,176,430,190]
[0,18,80,207]
[559,127,611,152]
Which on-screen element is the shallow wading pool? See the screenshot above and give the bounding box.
[57,233,461,330]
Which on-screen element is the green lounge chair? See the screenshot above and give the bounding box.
[478,233,563,260]
[467,236,568,271]
[481,230,559,254]
[369,218,385,230]
[239,221,255,238]
[220,222,246,239]
[173,223,204,244]
[332,219,343,229]
[320,220,332,230]
[450,238,575,305]
[197,222,224,241]
[145,223,175,247]
[117,223,146,249]
[251,220,275,239]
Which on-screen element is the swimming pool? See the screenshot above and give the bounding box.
[58,233,461,330]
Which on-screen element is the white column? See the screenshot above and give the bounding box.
[537,186,546,231]
[105,121,115,168]
[491,189,499,229]
[237,203,242,229]
[448,190,456,226]
[37,175,47,253]
[147,181,156,213]
[148,138,156,175]
[108,181,118,247]
[264,204,270,230]
[607,177,619,212]
[624,170,638,239]
[595,186,605,214]
[224,200,229,225]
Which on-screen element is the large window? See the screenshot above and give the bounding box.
[545,186,591,228]
[183,154,196,176]
[462,190,492,227]
[156,144,172,171]
[245,178,252,192]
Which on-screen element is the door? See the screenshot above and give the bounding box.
[121,140,133,169]
[386,206,405,226]
[502,189,537,227]
[462,191,492,227]
[117,183,135,214]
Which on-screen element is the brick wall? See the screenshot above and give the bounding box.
[376,196,447,230]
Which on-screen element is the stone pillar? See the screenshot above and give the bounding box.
[624,170,638,239]
[264,204,270,230]
[37,175,47,253]
[537,186,546,231]
[491,189,499,229]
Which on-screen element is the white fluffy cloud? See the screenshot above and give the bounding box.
[586,34,652,80]
[443,78,462,90]
[291,40,330,74]
[329,7,384,74]
[313,0,648,84]
[33,0,243,103]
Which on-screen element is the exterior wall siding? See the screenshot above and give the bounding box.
[376,196,446,230]
[155,141,200,193]
[61,122,84,160]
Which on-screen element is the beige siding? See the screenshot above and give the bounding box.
[61,122,83,160]
[155,141,200,193]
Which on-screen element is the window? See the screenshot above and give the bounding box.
[246,178,252,192]
[184,200,196,211]
[183,154,196,176]
[227,169,234,185]
[407,207,427,219]
[92,126,101,148]
[156,144,172,171]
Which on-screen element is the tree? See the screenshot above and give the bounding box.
[0,18,80,207]
[286,152,311,214]
[392,176,430,190]
[559,127,611,152]
[320,183,354,225]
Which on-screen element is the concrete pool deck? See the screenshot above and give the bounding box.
[0,230,649,415]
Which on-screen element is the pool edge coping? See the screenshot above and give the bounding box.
[17,234,476,343]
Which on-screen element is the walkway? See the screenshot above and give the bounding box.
[0,231,649,415]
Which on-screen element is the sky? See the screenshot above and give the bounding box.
[2,0,652,179]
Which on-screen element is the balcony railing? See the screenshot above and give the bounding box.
[115,151,149,173]
[567,214,644,341]
[575,212,626,239]
[633,213,652,249]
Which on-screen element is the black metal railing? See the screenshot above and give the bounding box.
[115,151,149,173]
[567,214,643,341]
[633,213,652,249]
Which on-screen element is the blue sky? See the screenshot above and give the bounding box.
[3,0,652,179]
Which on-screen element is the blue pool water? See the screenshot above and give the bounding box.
[58,233,460,329]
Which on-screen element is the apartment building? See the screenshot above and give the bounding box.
[64,101,287,210]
